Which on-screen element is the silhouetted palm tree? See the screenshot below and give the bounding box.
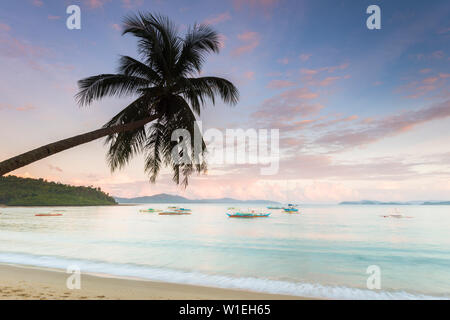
[0,13,238,186]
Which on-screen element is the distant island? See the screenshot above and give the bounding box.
[115,193,281,205]
[0,176,117,206]
[339,200,450,205]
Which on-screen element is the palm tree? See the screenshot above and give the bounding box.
[0,13,238,186]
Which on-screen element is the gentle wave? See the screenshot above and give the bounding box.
[0,252,446,300]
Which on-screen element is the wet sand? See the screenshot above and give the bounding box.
[0,264,307,300]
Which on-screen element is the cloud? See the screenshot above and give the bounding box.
[243,71,255,80]
[48,15,61,20]
[121,0,143,8]
[0,23,10,32]
[0,103,37,112]
[111,24,121,31]
[232,31,260,56]
[233,0,281,10]
[203,12,231,25]
[317,76,348,86]
[84,0,111,9]
[266,79,296,89]
[299,63,350,87]
[302,181,358,202]
[31,0,44,7]
[420,68,432,74]
[315,99,450,150]
[48,164,63,173]
[300,63,349,76]
[251,87,322,130]
[413,50,446,60]
[0,27,50,70]
[277,57,289,65]
[398,71,449,99]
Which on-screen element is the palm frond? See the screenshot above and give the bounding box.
[117,55,162,84]
[176,24,220,77]
[76,74,150,106]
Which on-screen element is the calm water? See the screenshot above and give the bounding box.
[0,204,449,299]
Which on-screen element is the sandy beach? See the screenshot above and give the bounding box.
[0,264,305,300]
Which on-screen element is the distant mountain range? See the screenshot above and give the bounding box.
[340,200,450,205]
[115,193,280,204]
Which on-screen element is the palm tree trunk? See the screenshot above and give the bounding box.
[0,115,159,176]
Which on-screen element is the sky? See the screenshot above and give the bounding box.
[0,0,449,203]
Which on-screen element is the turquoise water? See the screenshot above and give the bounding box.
[0,204,449,299]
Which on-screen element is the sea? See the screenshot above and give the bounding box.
[0,204,449,299]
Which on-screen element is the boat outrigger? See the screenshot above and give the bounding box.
[227,211,271,218]
[283,208,299,213]
[159,210,192,215]
[35,213,63,217]
[139,208,161,213]
[267,206,283,209]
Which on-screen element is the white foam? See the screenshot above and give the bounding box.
[0,252,446,300]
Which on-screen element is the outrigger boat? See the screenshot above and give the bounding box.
[227,211,271,218]
[267,206,283,209]
[159,210,192,215]
[139,208,161,213]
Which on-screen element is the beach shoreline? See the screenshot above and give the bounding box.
[0,263,309,300]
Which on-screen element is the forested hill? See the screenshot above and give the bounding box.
[0,176,117,206]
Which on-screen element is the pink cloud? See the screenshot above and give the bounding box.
[121,0,143,8]
[420,68,432,74]
[232,31,260,56]
[267,80,296,89]
[0,23,10,32]
[300,68,319,75]
[312,115,359,129]
[243,71,255,80]
[0,103,37,112]
[301,63,349,76]
[48,164,63,173]
[422,77,439,84]
[318,76,342,86]
[277,57,289,65]
[316,99,450,150]
[399,72,449,99]
[251,87,322,130]
[111,24,121,31]
[203,12,231,25]
[84,0,111,9]
[233,0,281,11]
[32,0,44,7]
[48,15,61,20]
